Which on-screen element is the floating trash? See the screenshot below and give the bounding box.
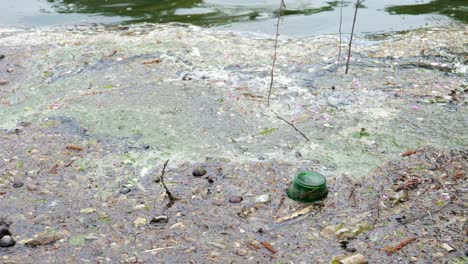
[287,171,328,203]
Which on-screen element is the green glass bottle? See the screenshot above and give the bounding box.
[287,171,328,203]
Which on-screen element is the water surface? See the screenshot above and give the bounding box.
[0,0,466,37]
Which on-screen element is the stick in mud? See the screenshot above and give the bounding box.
[336,0,344,73]
[159,159,176,207]
[274,112,310,141]
[383,237,417,255]
[267,0,286,106]
[345,0,360,74]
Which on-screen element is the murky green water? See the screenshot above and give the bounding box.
[1,0,466,37]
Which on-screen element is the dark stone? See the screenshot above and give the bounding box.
[0,235,15,247]
[12,181,23,188]
[192,167,207,177]
[0,54,4,60]
[119,186,131,194]
[345,247,356,253]
[228,195,243,203]
[150,215,168,224]
[0,225,11,238]
[339,240,349,249]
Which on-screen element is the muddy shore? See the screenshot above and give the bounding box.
[0,24,466,263]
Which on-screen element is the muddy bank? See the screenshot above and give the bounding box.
[0,24,467,263]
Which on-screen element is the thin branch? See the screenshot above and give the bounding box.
[274,112,310,141]
[159,159,176,207]
[336,0,344,73]
[345,0,360,74]
[267,0,286,106]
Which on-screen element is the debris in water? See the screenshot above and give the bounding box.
[255,194,271,203]
[275,205,313,223]
[150,215,169,224]
[260,241,278,254]
[23,231,65,247]
[66,145,84,151]
[339,254,366,264]
[142,59,162,65]
[401,149,419,157]
[383,237,417,255]
[440,243,456,252]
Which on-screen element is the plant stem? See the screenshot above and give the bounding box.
[345,0,360,74]
[267,0,286,106]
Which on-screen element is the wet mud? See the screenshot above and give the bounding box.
[0,24,467,263]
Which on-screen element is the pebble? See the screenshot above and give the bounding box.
[192,167,207,177]
[0,54,4,60]
[12,181,23,188]
[339,254,366,264]
[150,215,168,224]
[255,194,271,203]
[26,184,39,191]
[0,79,8,85]
[119,186,131,194]
[228,195,243,203]
[0,235,16,247]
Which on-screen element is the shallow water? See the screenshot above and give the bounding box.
[1,0,467,37]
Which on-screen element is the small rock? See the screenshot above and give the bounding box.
[255,194,271,203]
[133,217,147,228]
[346,247,356,253]
[192,167,207,177]
[119,186,131,194]
[26,184,39,191]
[0,54,4,60]
[0,79,8,85]
[150,215,168,224]
[440,243,455,252]
[0,235,15,247]
[229,195,243,203]
[339,254,366,264]
[12,181,23,188]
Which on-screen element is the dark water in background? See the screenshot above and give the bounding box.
[1,0,467,37]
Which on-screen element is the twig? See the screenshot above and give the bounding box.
[143,246,175,253]
[383,237,417,255]
[273,191,286,220]
[66,144,84,151]
[275,205,313,224]
[336,0,344,73]
[274,112,310,141]
[159,159,176,207]
[345,0,360,74]
[267,0,286,106]
[261,241,278,254]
